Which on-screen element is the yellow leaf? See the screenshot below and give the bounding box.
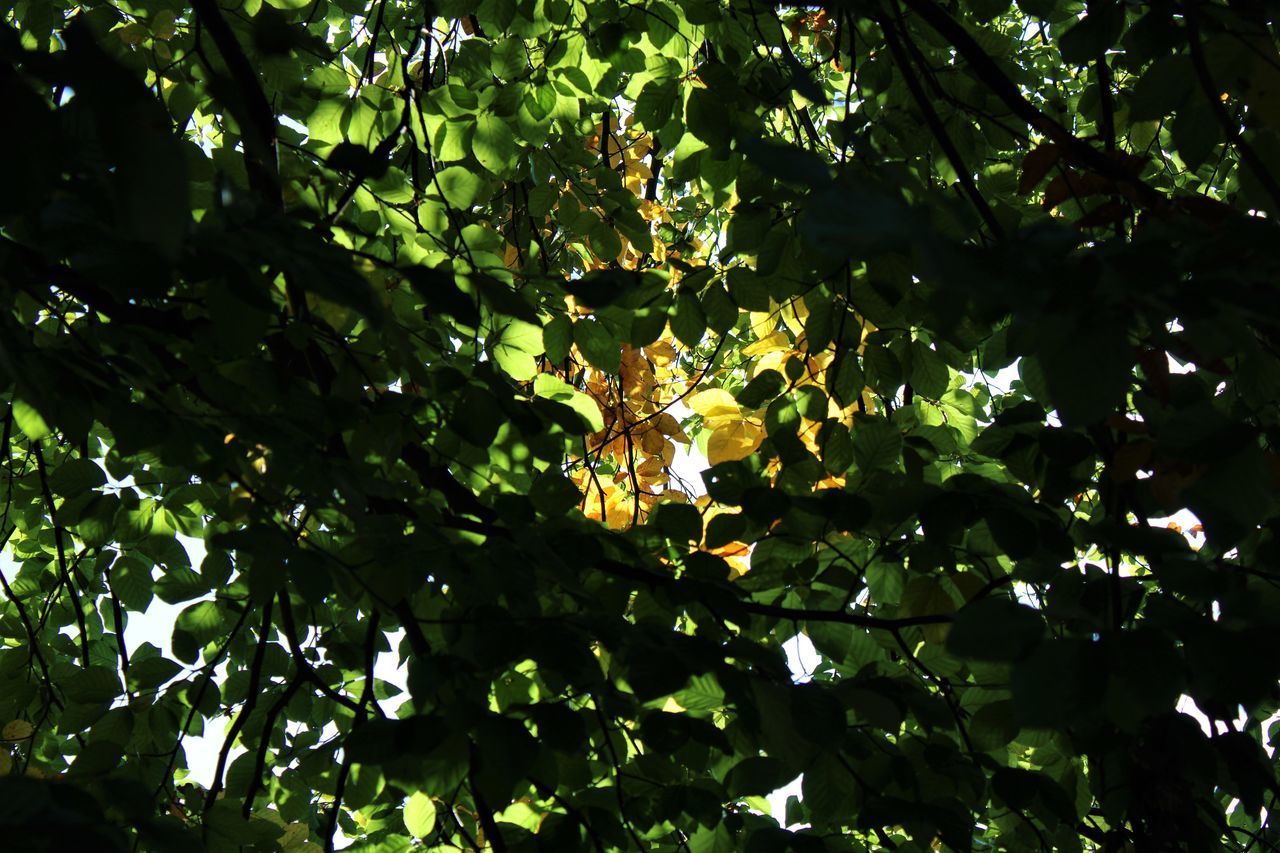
[655,412,689,443]
[707,420,764,465]
[644,340,678,366]
[3,720,33,741]
[780,298,809,336]
[743,331,791,358]
[640,427,665,454]
[116,22,148,45]
[636,456,665,478]
[753,350,789,377]
[750,311,777,340]
[151,10,177,40]
[688,388,739,418]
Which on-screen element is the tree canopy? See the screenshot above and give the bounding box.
[3,0,1280,850]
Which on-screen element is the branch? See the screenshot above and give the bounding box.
[879,13,1004,239]
[468,741,510,853]
[890,0,1164,207]
[740,599,954,630]
[276,589,364,714]
[1185,5,1280,212]
[206,599,273,811]
[593,557,953,630]
[33,444,89,669]
[324,28,423,226]
[242,676,303,819]
[152,603,252,803]
[324,612,381,853]
[190,0,281,206]
[103,554,130,673]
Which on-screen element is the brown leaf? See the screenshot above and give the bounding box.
[1135,347,1171,402]
[1149,461,1206,508]
[1110,440,1153,483]
[1175,194,1238,224]
[1043,171,1114,210]
[1018,143,1061,195]
[1106,414,1150,434]
[1076,200,1131,229]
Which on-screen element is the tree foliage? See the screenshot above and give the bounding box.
[3,0,1280,850]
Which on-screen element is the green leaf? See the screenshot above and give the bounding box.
[533,373,604,433]
[491,318,544,381]
[435,165,484,207]
[686,88,732,151]
[688,825,734,853]
[636,80,678,130]
[723,756,795,797]
[47,458,107,496]
[12,399,51,440]
[671,291,707,348]
[1057,5,1125,65]
[1130,55,1195,121]
[946,597,1045,662]
[573,318,620,373]
[1035,318,1131,425]
[474,114,518,177]
[675,673,726,711]
[126,657,181,692]
[63,666,123,704]
[543,314,574,363]
[908,341,949,399]
[852,417,902,471]
[1172,100,1221,170]
[702,283,738,335]
[176,600,227,645]
[404,791,437,837]
[649,502,702,543]
[736,370,785,409]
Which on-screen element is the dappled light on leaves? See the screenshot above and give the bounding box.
[2,0,1280,851]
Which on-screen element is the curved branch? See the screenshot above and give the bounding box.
[276,589,364,715]
[206,599,273,810]
[190,0,281,206]
[890,0,1164,206]
[1185,5,1280,212]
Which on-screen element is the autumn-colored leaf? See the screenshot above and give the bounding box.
[1018,143,1061,194]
